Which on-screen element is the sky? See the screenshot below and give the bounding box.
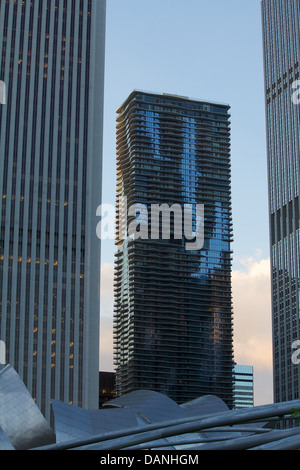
[99,0,273,406]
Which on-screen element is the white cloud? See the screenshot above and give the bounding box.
[232,255,273,405]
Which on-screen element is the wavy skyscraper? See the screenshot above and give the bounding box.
[0,0,106,423]
[114,90,234,407]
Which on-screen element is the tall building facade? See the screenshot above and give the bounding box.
[262,0,300,403]
[114,90,234,407]
[233,365,254,409]
[0,0,106,422]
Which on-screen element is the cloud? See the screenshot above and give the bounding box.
[232,255,273,404]
[99,256,275,404]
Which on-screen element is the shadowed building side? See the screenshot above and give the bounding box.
[262,0,300,403]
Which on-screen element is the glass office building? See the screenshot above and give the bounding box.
[0,0,106,422]
[262,0,300,403]
[233,365,254,409]
[114,90,234,407]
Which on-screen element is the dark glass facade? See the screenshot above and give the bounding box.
[262,0,300,403]
[99,371,116,407]
[114,91,234,407]
[0,0,105,422]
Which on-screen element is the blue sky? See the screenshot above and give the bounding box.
[99,0,273,405]
[101,0,269,267]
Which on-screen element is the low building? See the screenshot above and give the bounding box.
[233,364,254,409]
[99,371,116,407]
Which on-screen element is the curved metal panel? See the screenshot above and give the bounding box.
[104,389,188,423]
[0,425,14,450]
[52,399,141,443]
[180,394,230,417]
[52,390,203,449]
[0,365,56,450]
